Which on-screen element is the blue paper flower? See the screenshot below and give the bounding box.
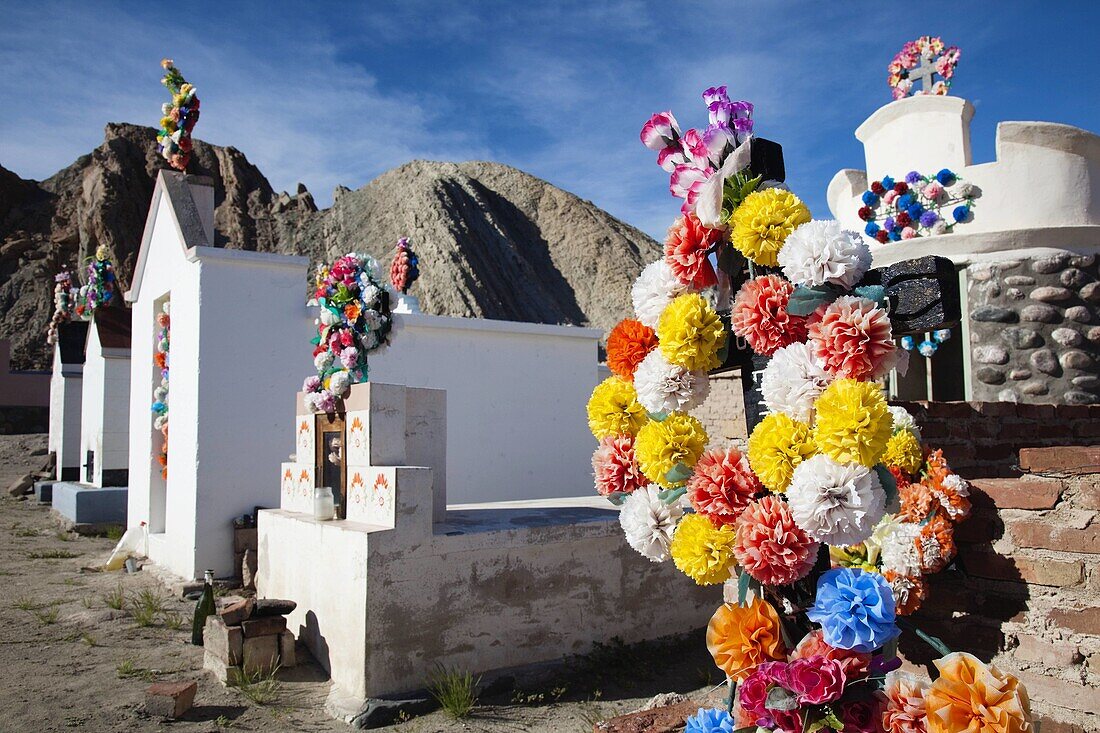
[862,190,880,206]
[806,568,899,653]
[907,203,925,219]
[919,339,938,357]
[896,194,914,211]
[953,205,970,223]
[684,708,734,733]
[881,175,895,189]
[901,335,916,350]
[905,171,923,185]
[889,230,901,242]
[936,168,957,186]
[865,222,880,236]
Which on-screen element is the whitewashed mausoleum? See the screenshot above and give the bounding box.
[48,321,88,481]
[79,307,132,487]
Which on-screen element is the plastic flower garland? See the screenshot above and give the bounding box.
[152,302,170,479]
[46,246,118,344]
[46,269,79,345]
[888,37,961,100]
[859,170,978,242]
[157,59,201,171]
[302,253,392,413]
[584,83,1031,731]
[389,236,420,294]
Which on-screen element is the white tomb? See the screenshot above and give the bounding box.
[126,170,311,580]
[48,321,89,481]
[79,307,131,486]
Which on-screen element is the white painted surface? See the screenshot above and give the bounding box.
[48,345,83,479]
[79,319,130,486]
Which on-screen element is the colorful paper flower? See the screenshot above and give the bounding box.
[842,694,888,733]
[747,412,817,493]
[888,405,921,439]
[730,188,812,267]
[731,274,808,356]
[632,260,690,330]
[879,519,923,576]
[657,293,726,371]
[684,708,733,733]
[883,670,931,733]
[917,512,956,573]
[813,379,893,467]
[586,375,649,439]
[883,429,924,475]
[733,495,819,585]
[792,629,872,679]
[806,568,900,653]
[705,598,786,681]
[618,485,683,562]
[759,341,832,423]
[607,319,659,382]
[665,213,722,290]
[388,236,420,294]
[809,296,898,380]
[634,412,708,487]
[786,454,887,546]
[884,570,927,616]
[686,446,762,528]
[925,653,1031,733]
[632,349,710,415]
[592,435,649,497]
[787,655,847,705]
[778,220,872,290]
[671,513,737,585]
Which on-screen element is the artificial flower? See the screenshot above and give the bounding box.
[883,670,931,733]
[671,163,714,214]
[806,568,900,653]
[618,485,683,562]
[730,188,811,267]
[813,379,893,467]
[917,512,956,573]
[884,570,927,616]
[632,260,690,330]
[705,597,786,681]
[785,454,887,546]
[607,319,659,382]
[777,220,872,289]
[592,435,649,497]
[684,707,734,733]
[792,629,872,679]
[899,481,936,523]
[389,236,420,294]
[302,375,321,393]
[328,370,351,396]
[879,519,923,576]
[738,662,805,732]
[734,495,820,585]
[787,655,847,705]
[686,446,762,527]
[759,341,832,423]
[633,349,710,415]
[635,412,708,487]
[670,513,737,585]
[888,405,921,440]
[929,472,971,522]
[883,429,924,475]
[842,693,888,733]
[665,213,722,290]
[730,275,808,356]
[747,412,816,493]
[586,376,648,439]
[657,293,726,371]
[925,653,1031,733]
[809,296,898,380]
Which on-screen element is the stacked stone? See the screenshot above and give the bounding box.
[203,597,296,684]
[968,252,1100,404]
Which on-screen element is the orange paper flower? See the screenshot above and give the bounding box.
[918,512,956,574]
[926,653,1031,733]
[706,597,786,681]
[607,319,659,382]
[884,570,927,616]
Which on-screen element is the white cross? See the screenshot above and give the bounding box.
[908,50,939,93]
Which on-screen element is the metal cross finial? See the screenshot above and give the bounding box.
[908,50,939,93]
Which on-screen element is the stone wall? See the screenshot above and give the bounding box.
[968,252,1100,404]
[693,371,747,446]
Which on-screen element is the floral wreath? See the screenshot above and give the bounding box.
[157,59,201,172]
[888,36,961,100]
[584,85,1032,731]
[302,253,392,413]
[152,302,170,479]
[389,237,420,295]
[859,169,978,242]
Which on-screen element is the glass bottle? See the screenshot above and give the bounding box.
[314,486,335,521]
[191,569,216,645]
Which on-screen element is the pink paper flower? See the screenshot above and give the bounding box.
[786,655,846,705]
[883,190,898,206]
[792,629,872,679]
[592,435,650,497]
[733,495,819,586]
[901,226,919,240]
[731,275,809,357]
[922,182,944,200]
[808,295,897,380]
[640,111,680,151]
[883,670,930,733]
[670,164,714,214]
[687,447,762,527]
[665,213,721,290]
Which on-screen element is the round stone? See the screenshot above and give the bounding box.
[1081,282,1100,303]
[1009,368,1032,381]
[1020,381,1048,396]
[1004,276,1036,287]
[1061,268,1093,289]
[1030,349,1061,376]
[1052,328,1084,347]
[975,367,1006,385]
[1089,327,1100,343]
[1065,390,1098,405]
[997,388,1019,402]
[1006,288,1025,301]
[1072,375,1100,391]
[1001,327,1044,349]
[998,260,1022,271]
[973,305,1019,323]
[969,266,993,282]
[1070,254,1096,268]
[1060,350,1094,371]
[974,345,1010,364]
[1030,286,1074,302]
[1021,304,1061,323]
[1032,254,1071,274]
[1066,306,1094,323]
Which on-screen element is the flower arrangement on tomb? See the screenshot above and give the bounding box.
[46,268,79,345]
[302,252,392,413]
[45,246,118,344]
[888,37,961,100]
[157,59,201,172]
[859,170,978,242]
[586,85,1032,732]
[152,302,170,479]
[388,237,420,294]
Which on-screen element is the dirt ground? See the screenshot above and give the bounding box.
[0,434,719,733]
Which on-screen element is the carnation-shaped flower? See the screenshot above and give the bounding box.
[883,670,931,733]
[633,349,710,415]
[632,260,690,330]
[813,379,893,467]
[635,413,708,487]
[737,662,805,732]
[926,653,1031,733]
[670,513,738,585]
[328,370,351,397]
[887,405,922,440]
[665,213,722,290]
[879,519,923,576]
[730,188,812,267]
[778,220,872,289]
[607,318,659,382]
[730,275,808,356]
[785,455,887,547]
[899,481,936,523]
[760,341,832,423]
[683,707,734,733]
[809,296,898,380]
[841,694,887,733]
[586,376,649,439]
[884,570,927,616]
[792,629,872,679]
[929,472,971,522]
[918,512,956,573]
[687,446,762,527]
[592,435,649,497]
[806,568,900,653]
[883,429,924,475]
[705,597,786,681]
[657,293,726,371]
[787,655,847,706]
[618,485,683,562]
[733,495,819,586]
[747,413,816,493]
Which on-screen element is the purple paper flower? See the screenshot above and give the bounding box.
[702,85,729,107]
[702,124,736,165]
[883,216,896,231]
[303,375,321,393]
[905,171,923,184]
[919,210,939,227]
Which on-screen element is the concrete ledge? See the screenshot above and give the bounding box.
[51,482,127,526]
[33,481,54,504]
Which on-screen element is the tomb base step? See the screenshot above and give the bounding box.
[50,482,127,530]
[33,481,55,504]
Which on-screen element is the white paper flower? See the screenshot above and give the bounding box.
[362,309,384,330]
[631,260,690,330]
[619,485,684,562]
[786,454,886,546]
[948,180,977,199]
[328,370,351,396]
[320,308,341,326]
[314,351,334,371]
[887,405,921,440]
[778,220,872,290]
[880,520,923,576]
[361,284,382,308]
[760,341,832,422]
[633,349,710,415]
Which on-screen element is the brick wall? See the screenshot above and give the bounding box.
[693,372,747,445]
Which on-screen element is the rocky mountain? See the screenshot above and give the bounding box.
[0,123,660,369]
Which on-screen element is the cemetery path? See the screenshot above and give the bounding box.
[0,434,716,733]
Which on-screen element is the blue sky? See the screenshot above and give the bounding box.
[2,1,1098,239]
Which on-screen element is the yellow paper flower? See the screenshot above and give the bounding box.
[746,413,816,492]
[670,513,737,585]
[882,428,924,475]
[730,188,811,267]
[586,376,647,439]
[813,379,892,467]
[657,293,726,372]
[706,597,786,680]
[926,652,1032,733]
[635,412,708,487]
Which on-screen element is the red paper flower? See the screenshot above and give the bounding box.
[606,319,659,382]
[875,230,889,244]
[592,435,649,497]
[870,181,885,195]
[664,213,721,290]
[893,182,908,194]
[808,296,897,380]
[731,275,808,356]
[733,495,819,586]
[687,447,763,527]
[896,211,912,227]
[858,206,874,221]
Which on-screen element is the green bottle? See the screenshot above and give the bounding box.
[191,569,216,645]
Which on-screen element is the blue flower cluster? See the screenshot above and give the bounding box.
[806,568,900,653]
[684,707,734,733]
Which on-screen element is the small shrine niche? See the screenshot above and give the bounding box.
[315,411,346,517]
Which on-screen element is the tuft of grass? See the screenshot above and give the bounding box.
[14,527,39,537]
[234,667,281,705]
[162,612,184,631]
[27,549,80,560]
[103,584,125,610]
[213,715,235,728]
[116,659,157,682]
[34,606,59,625]
[105,526,124,541]
[427,664,479,720]
[129,588,169,628]
[81,633,97,647]
[81,595,93,609]
[15,595,41,611]
[55,530,73,542]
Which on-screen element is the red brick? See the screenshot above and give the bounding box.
[1019,446,1100,475]
[919,421,948,439]
[1048,606,1100,636]
[1034,718,1090,733]
[1009,520,1100,554]
[1013,670,1100,717]
[929,401,980,418]
[960,547,1083,587]
[1055,404,1097,420]
[953,512,999,544]
[144,680,197,719]
[1073,480,1100,510]
[974,401,1018,417]
[1016,403,1057,420]
[1013,634,1081,667]
[1072,420,1100,439]
[970,477,1064,509]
